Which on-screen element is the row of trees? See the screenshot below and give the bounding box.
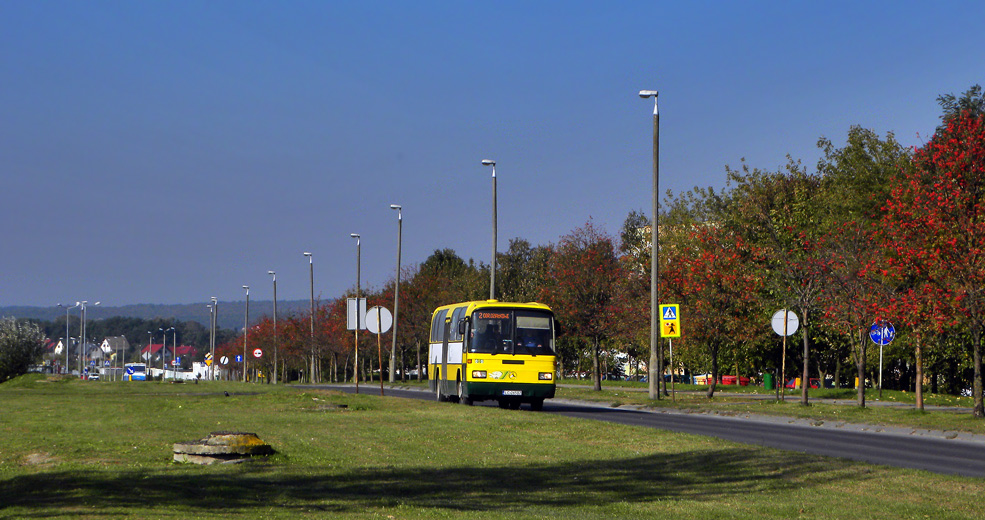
[215,86,985,418]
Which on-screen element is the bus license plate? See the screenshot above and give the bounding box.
[502,390,522,396]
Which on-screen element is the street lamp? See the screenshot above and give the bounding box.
[389,204,402,383]
[78,301,99,377]
[481,159,497,300]
[158,327,166,381]
[350,233,361,391]
[210,297,218,381]
[242,285,250,383]
[57,302,79,375]
[206,304,213,379]
[165,326,176,379]
[639,89,662,400]
[269,270,278,385]
[147,331,153,372]
[303,252,315,383]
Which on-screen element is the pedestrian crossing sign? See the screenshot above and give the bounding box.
[660,304,681,338]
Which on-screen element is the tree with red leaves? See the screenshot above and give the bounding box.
[544,221,625,391]
[820,222,888,407]
[666,223,765,398]
[881,108,985,416]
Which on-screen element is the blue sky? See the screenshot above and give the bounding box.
[2,1,983,308]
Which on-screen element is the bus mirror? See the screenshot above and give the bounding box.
[458,318,467,335]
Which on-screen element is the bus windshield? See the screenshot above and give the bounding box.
[470,310,554,356]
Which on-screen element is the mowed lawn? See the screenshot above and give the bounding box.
[1,375,983,519]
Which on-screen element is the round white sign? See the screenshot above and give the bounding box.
[365,306,393,334]
[771,309,800,336]
[253,348,263,358]
[220,356,229,365]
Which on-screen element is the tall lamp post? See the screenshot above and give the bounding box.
[206,304,214,379]
[350,233,361,390]
[269,270,278,385]
[481,159,497,300]
[389,204,402,383]
[242,285,250,383]
[639,89,662,400]
[166,326,175,379]
[303,252,315,383]
[210,297,218,381]
[158,327,166,381]
[78,301,99,377]
[57,302,79,375]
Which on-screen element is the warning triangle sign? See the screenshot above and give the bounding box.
[662,306,677,320]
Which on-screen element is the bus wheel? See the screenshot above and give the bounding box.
[458,380,472,406]
[435,378,445,402]
[530,398,544,411]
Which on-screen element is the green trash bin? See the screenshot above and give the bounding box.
[763,373,775,390]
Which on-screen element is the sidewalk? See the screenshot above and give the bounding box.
[557,383,973,413]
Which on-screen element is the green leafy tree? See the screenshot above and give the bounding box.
[498,238,553,303]
[723,159,828,405]
[815,126,912,406]
[938,84,985,123]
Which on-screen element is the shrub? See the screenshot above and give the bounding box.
[0,318,45,383]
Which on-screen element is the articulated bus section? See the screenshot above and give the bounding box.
[429,300,557,410]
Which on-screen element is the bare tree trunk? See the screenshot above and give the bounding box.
[856,329,866,408]
[915,335,924,411]
[707,344,719,399]
[973,325,983,417]
[801,308,810,406]
[592,337,602,391]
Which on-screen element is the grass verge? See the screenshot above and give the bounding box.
[556,380,985,435]
[1,374,983,519]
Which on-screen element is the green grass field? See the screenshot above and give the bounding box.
[2,374,984,519]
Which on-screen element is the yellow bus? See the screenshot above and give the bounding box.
[429,300,556,410]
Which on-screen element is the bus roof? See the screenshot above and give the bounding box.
[431,300,552,316]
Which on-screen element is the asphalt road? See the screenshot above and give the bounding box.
[310,384,985,478]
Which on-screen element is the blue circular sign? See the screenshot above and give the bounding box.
[869,320,896,346]
[126,366,135,374]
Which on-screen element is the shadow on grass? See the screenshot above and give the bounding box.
[2,448,864,516]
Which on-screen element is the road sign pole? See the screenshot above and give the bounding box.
[377,306,384,397]
[879,343,884,399]
[780,310,787,402]
[869,319,895,400]
[669,339,675,402]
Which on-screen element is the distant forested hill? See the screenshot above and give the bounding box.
[0,300,312,331]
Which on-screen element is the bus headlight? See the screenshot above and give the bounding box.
[472,371,487,379]
[539,372,553,381]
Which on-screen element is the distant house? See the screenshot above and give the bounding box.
[141,343,166,362]
[53,338,78,356]
[98,336,130,360]
[141,344,197,364]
